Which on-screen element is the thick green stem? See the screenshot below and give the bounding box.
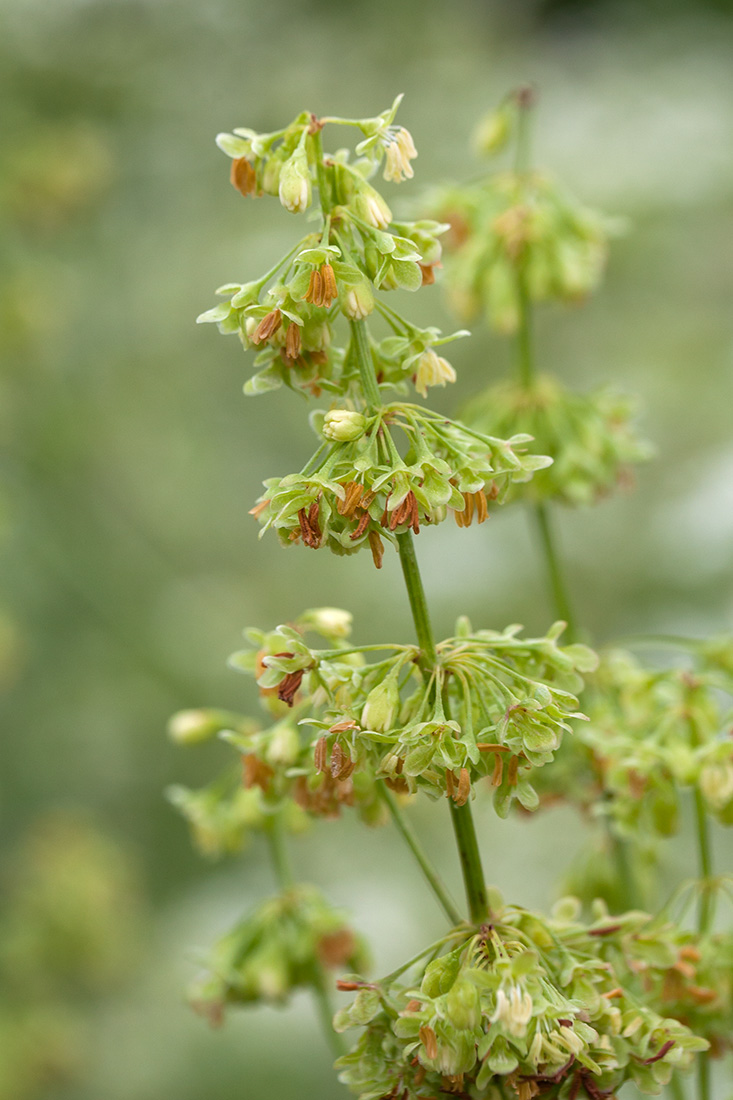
[449,800,490,924]
[533,502,577,643]
[378,783,462,926]
[396,531,437,666]
[348,318,489,925]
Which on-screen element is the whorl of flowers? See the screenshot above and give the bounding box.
[334,898,707,1099]
[189,885,370,1024]
[461,374,652,508]
[534,642,733,841]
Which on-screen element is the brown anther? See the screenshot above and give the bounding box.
[454,767,471,806]
[602,988,623,999]
[230,156,257,197]
[305,268,323,306]
[320,263,338,307]
[445,769,455,798]
[475,490,488,524]
[249,498,270,519]
[243,753,274,791]
[330,743,355,780]
[314,736,329,773]
[350,510,371,541]
[277,668,304,706]
[419,263,435,286]
[316,927,356,968]
[285,322,301,360]
[368,530,384,569]
[491,753,504,787]
[338,481,364,518]
[478,742,509,753]
[679,945,702,962]
[419,1025,438,1060]
[404,999,422,1013]
[409,491,420,534]
[674,959,696,980]
[688,985,718,1004]
[588,923,623,937]
[507,755,519,786]
[413,1066,426,1087]
[307,114,325,134]
[252,308,282,344]
[297,504,322,549]
[638,1040,675,1066]
[486,480,500,501]
[336,979,363,992]
[329,718,359,733]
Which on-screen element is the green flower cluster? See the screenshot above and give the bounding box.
[335,898,706,1099]
[543,645,733,840]
[253,403,549,561]
[432,169,619,334]
[461,375,652,507]
[228,612,597,817]
[197,98,458,401]
[189,885,369,1024]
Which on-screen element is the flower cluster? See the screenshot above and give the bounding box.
[252,405,550,563]
[197,101,453,401]
[189,885,370,1024]
[461,374,652,507]
[335,898,706,1099]
[432,169,620,334]
[551,645,733,840]
[226,612,596,816]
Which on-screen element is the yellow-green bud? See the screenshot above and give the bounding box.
[278,146,311,213]
[355,186,392,229]
[168,709,229,745]
[473,106,512,156]
[300,606,353,638]
[322,409,368,442]
[361,675,400,732]
[343,279,375,320]
[414,349,457,398]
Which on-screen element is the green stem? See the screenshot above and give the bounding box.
[378,783,463,926]
[694,788,714,934]
[265,810,345,1058]
[310,967,347,1061]
[310,126,332,217]
[533,502,577,642]
[693,789,713,1100]
[448,799,490,924]
[350,319,382,410]
[348,316,489,925]
[396,531,437,666]
[265,811,295,890]
[668,1075,686,1100]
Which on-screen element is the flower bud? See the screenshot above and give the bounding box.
[444,976,481,1031]
[265,720,301,766]
[473,106,512,156]
[700,762,733,810]
[342,279,375,320]
[301,606,353,638]
[361,675,400,733]
[355,186,392,229]
[323,409,368,442]
[168,709,230,745]
[278,146,312,214]
[414,349,457,398]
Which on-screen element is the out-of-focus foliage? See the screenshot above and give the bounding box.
[2,0,733,1098]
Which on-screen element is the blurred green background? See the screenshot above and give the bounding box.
[1,0,733,1096]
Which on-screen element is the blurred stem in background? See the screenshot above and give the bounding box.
[265,811,346,1058]
[511,88,644,912]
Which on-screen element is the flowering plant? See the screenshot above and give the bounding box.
[169,90,730,1099]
